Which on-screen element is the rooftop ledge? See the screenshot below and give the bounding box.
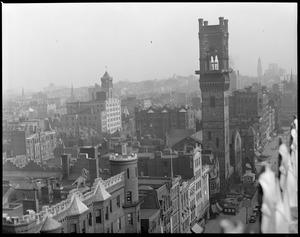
[109,153,138,161]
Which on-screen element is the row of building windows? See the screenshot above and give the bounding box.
[108,117,120,122]
[107,107,120,112]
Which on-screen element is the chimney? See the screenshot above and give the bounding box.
[53,182,63,199]
[61,154,71,180]
[23,189,39,215]
[219,17,224,25]
[88,147,99,188]
[41,184,52,204]
[204,21,208,26]
[198,18,203,27]
[224,19,228,28]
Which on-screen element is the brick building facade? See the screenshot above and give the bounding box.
[135,105,197,140]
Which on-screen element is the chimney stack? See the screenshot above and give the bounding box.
[23,189,39,215]
[41,178,53,204]
[219,17,224,25]
[61,154,71,180]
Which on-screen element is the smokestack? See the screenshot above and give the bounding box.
[219,17,224,25]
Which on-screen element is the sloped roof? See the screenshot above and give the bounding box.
[167,129,195,148]
[111,129,121,137]
[102,71,111,78]
[140,209,160,219]
[40,216,62,232]
[17,180,45,190]
[67,196,89,216]
[190,130,202,143]
[3,171,62,180]
[94,183,111,202]
[139,185,154,190]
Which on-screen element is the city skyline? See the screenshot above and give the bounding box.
[3,3,297,92]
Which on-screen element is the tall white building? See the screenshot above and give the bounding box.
[62,71,121,134]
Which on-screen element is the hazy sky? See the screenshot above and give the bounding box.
[2,3,297,92]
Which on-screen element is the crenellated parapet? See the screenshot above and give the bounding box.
[2,172,125,227]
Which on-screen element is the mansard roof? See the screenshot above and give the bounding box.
[40,216,62,232]
[67,195,89,216]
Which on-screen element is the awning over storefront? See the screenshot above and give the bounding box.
[191,223,204,233]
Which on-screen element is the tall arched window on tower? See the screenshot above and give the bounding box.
[216,138,219,148]
[127,168,130,179]
[215,56,219,70]
[210,56,215,70]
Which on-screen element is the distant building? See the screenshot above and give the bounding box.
[9,129,56,164]
[229,87,272,146]
[62,71,121,134]
[142,99,152,109]
[135,105,196,140]
[192,97,201,110]
[257,57,262,78]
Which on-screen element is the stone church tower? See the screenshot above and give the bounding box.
[196,17,232,198]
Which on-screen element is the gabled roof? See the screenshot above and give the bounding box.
[40,216,62,232]
[67,196,89,216]
[179,108,187,113]
[167,129,195,148]
[94,183,111,202]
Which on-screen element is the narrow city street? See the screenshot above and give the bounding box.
[204,206,257,233]
[204,127,292,233]
[260,127,290,176]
